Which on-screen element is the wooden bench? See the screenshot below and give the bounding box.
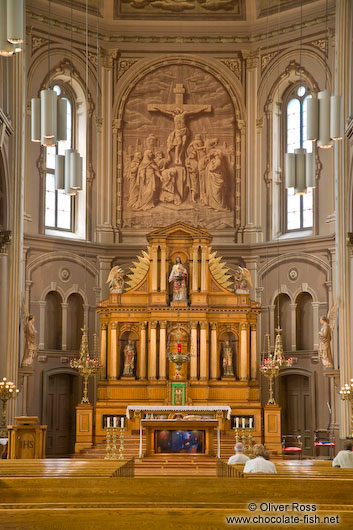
[0,459,134,477]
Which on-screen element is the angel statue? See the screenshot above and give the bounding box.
[318,304,337,368]
[107,266,124,293]
[233,266,253,294]
[21,314,38,367]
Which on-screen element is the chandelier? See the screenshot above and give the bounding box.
[260,330,293,405]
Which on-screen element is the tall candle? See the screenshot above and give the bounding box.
[107,417,110,428]
[121,416,124,428]
[113,417,117,428]
[249,417,253,429]
[235,417,239,428]
[242,417,245,429]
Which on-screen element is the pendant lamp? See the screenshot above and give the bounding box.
[285,148,316,193]
[0,0,14,56]
[6,0,24,44]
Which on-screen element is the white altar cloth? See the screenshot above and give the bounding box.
[126,405,231,420]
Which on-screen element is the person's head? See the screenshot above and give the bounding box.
[28,315,34,323]
[144,149,153,159]
[176,256,181,264]
[134,151,142,160]
[155,150,164,159]
[225,339,230,346]
[264,450,270,460]
[234,442,244,454]
[343,440,353,451]
[253,443,267,458]
[320,316,328,324]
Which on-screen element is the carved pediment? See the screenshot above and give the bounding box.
[147,222,212,242]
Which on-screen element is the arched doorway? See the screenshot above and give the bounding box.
[280,373,313,457]
[45,372,79,456]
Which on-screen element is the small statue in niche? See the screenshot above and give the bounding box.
[169,256,188,301]
[21,315,38,367]
[233,266,252,294]
[222,339,234,377]
[107,266,125,293]
[318,304,337,368]
[122,339,136,377]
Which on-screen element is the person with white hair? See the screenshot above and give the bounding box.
[243,444,277,474]
[227,442,250,465]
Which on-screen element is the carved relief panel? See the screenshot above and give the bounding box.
[122,64,237,230]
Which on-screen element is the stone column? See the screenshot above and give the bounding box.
[38,300,46,350]
[0,240,9,376]
[139,322,147,380]
[199,321,208,380]
[61,302,68,351]
[149,321,157,380]
[152,245,158,292]
[250,324,257,381]
[200,247,207,292]
[100,323,108,379]
[192,245,199,292]
[190,322,198,381]
[108,322,118,380]
[210,322,218,380]
[312,302,320,350]
[160,245,167,292]
[159,321,167,380]
[290,303,297,351]
[239,323,249,381]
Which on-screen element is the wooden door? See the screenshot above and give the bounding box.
[280,374,312,456]
[46,373,76,456]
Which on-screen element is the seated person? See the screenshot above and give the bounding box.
[243,443,277,474]
[332,440,353,468]
[227,442,250,465]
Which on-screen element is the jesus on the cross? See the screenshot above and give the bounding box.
[148,84,211,165]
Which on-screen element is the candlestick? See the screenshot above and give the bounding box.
[249,417,253,429]
[0,378,20,438]
[235,417,239,428]
[120,416,124,428]
[242,417,245,429]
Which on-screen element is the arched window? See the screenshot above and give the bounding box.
[67,293,84,350]
[45,84,74,231]
[285,85,313,232]
[44,291,62,350]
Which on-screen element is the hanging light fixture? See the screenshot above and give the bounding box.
[31,0,67,146]
[306,0,341,146]
[7,0,24,44]
[0,0,14,56]
[285,1,316,194]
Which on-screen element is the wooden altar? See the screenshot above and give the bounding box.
[95,223,262,445]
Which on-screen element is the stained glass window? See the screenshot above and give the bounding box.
[45,86,74,231]
[285,86,313,231]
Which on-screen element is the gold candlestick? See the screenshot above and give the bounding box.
[105,426,118,460]
[70,328,102,405]
[0,378,19,438]
[118,427,126,460]
[104,426,112,460]
[260,331,293,405]
[340,379,353,438]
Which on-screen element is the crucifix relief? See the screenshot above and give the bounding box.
[148,83,211,165]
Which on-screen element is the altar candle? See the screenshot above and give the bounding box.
[235,417,239,428]
[242,417,245,429]
[178,343,182,353]
[107,417,110,428]
[113,417,117,428]
[121,416,124,428]
[249,417,253,429]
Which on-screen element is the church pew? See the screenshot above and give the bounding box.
[0,459,134,477]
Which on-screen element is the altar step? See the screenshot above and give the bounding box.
[75,432,238,460]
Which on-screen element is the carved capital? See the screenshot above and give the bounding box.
[210,322,217,331]
[150,321,158,329]
[190,321,198,330]
[101,322,108,331]
[240,322,248,330]
[242,49,259,69]
[200,321,208,330]
[0,231,11,254]
[251,323,257,331]
[140,322,147,330]
[101,48,118,69]
[160,321,167,329]
[111,322,118,330]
